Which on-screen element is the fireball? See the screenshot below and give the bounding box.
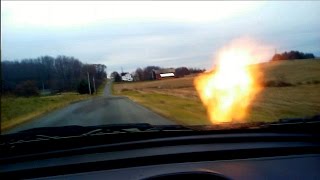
[194,38,267,123]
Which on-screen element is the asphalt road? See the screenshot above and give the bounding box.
[8,81,175,134]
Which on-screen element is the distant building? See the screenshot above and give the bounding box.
[152,68,175,80]
[121,72,133,82]
[132,73,140,81]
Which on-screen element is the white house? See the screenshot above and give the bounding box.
[121,73,133,82]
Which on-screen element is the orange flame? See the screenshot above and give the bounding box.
[194,38,268,123]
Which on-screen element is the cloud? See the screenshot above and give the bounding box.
[2,1,262,28]
[2,1,320,74]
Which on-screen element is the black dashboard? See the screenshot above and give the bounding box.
[42,154,320,180]
[1,131,320,179]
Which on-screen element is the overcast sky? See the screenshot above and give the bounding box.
[2,1,320,73]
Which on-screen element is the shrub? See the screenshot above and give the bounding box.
[14,81,39,97]
[263,80,293,87]
[312,80,320,84]
[121,88,130,92]
[77,80,94,94]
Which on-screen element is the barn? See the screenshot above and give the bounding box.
[152,68,175,80]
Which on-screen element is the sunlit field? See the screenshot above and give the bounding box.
[114,60,320,125]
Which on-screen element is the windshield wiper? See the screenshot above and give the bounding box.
[180,114,320,133]
[2,115,319,145]
[1,123,192,145]
[260,114,320,133]
[275,114,320,124]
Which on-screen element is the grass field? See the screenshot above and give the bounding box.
[1,79,108,131]
[114,60,320,125]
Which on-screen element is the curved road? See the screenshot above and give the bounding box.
[8,81,175,133]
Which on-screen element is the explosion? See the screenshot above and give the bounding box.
[194,38,269,123]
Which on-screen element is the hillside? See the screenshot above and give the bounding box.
[114,60,320,125]
[259,59,320,84]
[115,59,320,92]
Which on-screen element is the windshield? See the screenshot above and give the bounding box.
[1,1,320,136]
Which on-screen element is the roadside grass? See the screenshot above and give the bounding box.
[118,90,210,125]
[1,93,95,131]
[114,60,320,125]
[116,84,320,125]
[96,79,108,95]
[0,78,111,132]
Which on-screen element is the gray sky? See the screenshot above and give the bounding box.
[2,1,320,73]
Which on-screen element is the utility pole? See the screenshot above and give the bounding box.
[87,72,91,95]
[93,76,96,94]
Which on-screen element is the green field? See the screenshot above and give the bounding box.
[114,60,320,125]
[96,79,108,95]
[1,79,108,131]
[1,93,92,131]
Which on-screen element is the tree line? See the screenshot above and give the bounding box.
[111,66,205,82]
[271,50,316,61]
[1,55,107,96]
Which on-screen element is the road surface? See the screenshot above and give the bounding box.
[7,81,175,134]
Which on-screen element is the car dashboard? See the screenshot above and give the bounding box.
[1,130,320,180]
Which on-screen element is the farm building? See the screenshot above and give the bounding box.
[152,68,175,80]
[121,72,133,82]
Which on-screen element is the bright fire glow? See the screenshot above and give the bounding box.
[194,38,267,123]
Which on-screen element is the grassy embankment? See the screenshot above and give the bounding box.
[1,79,108,131]
[114,60,320,125]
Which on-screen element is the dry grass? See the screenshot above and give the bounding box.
[248,84,320,121]
[259,59,320,84]
[113,75,195,93]
[114,60,320,125]
[120,90,209,125]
